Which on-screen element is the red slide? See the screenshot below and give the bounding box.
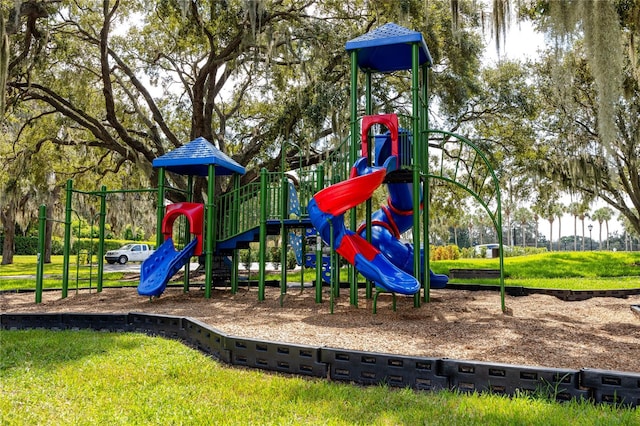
[308,161,420,295]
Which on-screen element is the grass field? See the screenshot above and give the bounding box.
[2,253,639,423]
[2,251,640,292]
[1,330,637,425]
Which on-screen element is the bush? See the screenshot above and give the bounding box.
[286,249,298,270]
[240,249,256,271]
[459,246,475,258]
[430,244,460,261]
[123,224,145,241]
[269,246,281,269]
[51,238,64,255]
[71,219,101,239]
[18,236,39,255]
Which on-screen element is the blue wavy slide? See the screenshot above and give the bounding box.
[138,238,198,297]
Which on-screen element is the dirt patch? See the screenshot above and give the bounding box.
[2,285,639,373]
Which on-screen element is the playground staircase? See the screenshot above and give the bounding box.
[214,137,352,254]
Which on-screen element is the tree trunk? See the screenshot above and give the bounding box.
[44,209,53,263]
[1,199,16,264]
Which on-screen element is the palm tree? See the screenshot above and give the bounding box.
[580,208,589,251]
[513,206,533,248]
[568,200,591,251]
[568,202,580,250]
[555,203,566,251]
[532,211,540,248]
[592,207,613,250]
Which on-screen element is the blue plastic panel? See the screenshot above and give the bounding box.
[153,136,246,177]
[345,23,432,72]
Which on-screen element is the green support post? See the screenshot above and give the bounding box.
[258,168,268,301]
[411,43,422,308]
[315,165,324,303]
[422,64,430,303]
[156,167,165,248]
[62,179,73,299]
[280,172,288,301]
[363,70,373,301]
[348,49,359,307]
[231,174,241,294]
[205,165,216,298]
[96,185,107,293]
[184,176,193,293]
[35,205,46,304]
[231,250,239,294]
[329,218,335,314]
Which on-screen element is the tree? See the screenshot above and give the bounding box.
[513,206,533,248]
[0,6,8,117]
[567,201,580,251]
[592,206,613,250]
[523,0,640,237]
[568,200,591,251]
[2,0,494,263]
[619,211,639,251]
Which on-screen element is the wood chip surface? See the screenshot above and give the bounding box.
[2,286,639,373]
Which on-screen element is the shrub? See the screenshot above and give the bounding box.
[123,224,145,241]
[430,244,461,261]
[14,236,39,255]
[269,246,281,270]
[240,249,256,271]
[286,249,298,270]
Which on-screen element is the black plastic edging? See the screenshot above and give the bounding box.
[445,284,640,301]
[2,312,639,407]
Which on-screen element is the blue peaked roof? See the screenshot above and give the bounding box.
[152,137,246,177]
[345,23,432,73]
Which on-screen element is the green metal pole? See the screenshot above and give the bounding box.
[156,167,165,248]
[258,168,268,301]
[231,174,241,294]
[329,218,335,314]
[62,179,73,299]
[97,185,107,293]
[231,250,239,294]
[315,166,324,303]
[35,205,46,304]
[363,70,374,301]
[349,49,359,307]
[281,172,288,300]
[205,165,215,298]
[411,43,422,308]
[422,64,431,304]
[184,175,193,293]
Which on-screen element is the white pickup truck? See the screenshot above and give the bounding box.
[105,243,155,264]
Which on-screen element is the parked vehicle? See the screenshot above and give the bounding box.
[105,243,155,264]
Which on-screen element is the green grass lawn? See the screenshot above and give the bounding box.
[2,330,637,425]
[2,251,640,292]
[0,255,129,291]
[433,251,640,290]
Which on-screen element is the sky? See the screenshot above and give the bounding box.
[485,19,546,62]
[480,21,625,242]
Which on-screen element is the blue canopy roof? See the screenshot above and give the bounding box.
[152,137,246,177]
[345,23,432,73]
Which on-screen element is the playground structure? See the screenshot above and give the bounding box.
[36,23,505,310]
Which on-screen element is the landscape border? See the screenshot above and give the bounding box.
[2,312,638,407]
